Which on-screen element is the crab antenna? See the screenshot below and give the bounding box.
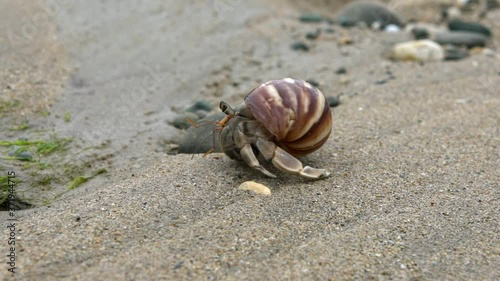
[185,118,200,128]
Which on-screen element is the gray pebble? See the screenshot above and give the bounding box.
[306,79,320,87]
[434,31,488,48]
[326,96,340,107]
[335,2,402,28]
[448,19,492,38]
[444,46,469,61]
[375,78,389,85]
[335,67,347,74]
[17,151,33,161]
[412,28,430,40]
[186,100,212,113]
[172,112,199,130]
[299,13,323,23]
[290,41,310,51]
[306,29,321,40]
[7,147,32,161]
[193,109,208,119]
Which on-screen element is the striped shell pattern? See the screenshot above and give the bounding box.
[244,78,332,156]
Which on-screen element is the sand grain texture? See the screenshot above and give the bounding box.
[0,0,499,280]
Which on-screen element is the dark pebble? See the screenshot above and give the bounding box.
[8,147,32,161]
[335,67,347,74]
[444,46,469,61]
[306,79,320,87]
[306,29,321,40]
[448,19,492,37]
[186,100,212,113]
[16,151,33,161]
[178,112,225,154]
[434,31,488,48]
[299,13,323,23]
[193,109,208,119]
[290,41,310,51]
[375,74,395,85]
[412,28,430,40]
[335,2,402,28]
[326,96,340,107]
[324,28,335,33]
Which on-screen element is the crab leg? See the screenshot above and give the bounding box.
[234,127,277,178]
[256,139,330,179]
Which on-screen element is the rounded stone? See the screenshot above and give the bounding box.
[172,112,199,130]
[306,29,321,40]
[412,28,430,40]
[326,96,341,107]
[17,151,33,161]
[186,100,212,113]
[290,41,310,51]
[390,40,444,62]
[177,112,225,154]
[448,19,492,38]
[444,46,469,61]
[299,13,323,23]
[335,67,347,75]
[433,31,488,48]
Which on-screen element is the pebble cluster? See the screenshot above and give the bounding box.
[294,1,495,62]
[171,0,497,156]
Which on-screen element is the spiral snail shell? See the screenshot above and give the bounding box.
[218,78,332,179]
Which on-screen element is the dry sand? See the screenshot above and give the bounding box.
[1,0,499,280]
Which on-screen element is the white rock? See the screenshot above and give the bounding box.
[390,40,444,62]
[384,24,400,33]
[238,181,271,195]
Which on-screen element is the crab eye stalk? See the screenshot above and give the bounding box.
[219,101,235,116]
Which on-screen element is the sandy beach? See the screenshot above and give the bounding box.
[1,0,499,280]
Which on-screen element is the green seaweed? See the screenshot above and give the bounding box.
[64,112,71,122]
[0,140,42,146]
[0,100,20,116]
[36,137,72,155]
[10,122,30,131]
[0,175,18,205]
[0,176,9,205]
[67,168,107,190]
[0,136,72,164]
[68,176,88,190]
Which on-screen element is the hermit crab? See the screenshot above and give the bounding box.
[215,78,332,179]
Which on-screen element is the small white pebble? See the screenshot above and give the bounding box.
[384,24,400,33]
[238,181,271,196]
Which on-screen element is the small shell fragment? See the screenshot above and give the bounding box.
[238,181,271,195]
[390,40,444,62]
